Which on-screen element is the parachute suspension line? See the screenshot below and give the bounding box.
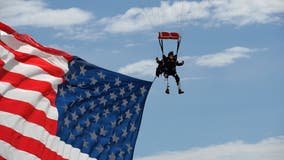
[158,39,164,55]
[176,37,181,56]
[152,76,157,83]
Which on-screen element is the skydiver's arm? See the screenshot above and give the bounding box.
[176,60,184,66]
[156,57,160,62]
[156,57,162,64]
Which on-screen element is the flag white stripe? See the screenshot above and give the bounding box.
[0,30,69,73]
[0,82,58,120]
[0,46,62,92]
[0,140,40,160]
[0,112,97,160]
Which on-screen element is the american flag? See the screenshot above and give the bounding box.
[0,22,152,160]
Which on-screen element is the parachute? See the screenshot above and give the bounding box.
[158,32,181,56]
[156,32,184,94]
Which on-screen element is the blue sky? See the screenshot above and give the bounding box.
[1,0,284,159]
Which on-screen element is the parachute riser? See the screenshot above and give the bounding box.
[176,37,181,56]
[158,32,181,57]
[158,39,164,55]
[158,37,181,56]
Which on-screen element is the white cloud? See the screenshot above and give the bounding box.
[195,46,254,67]
[100,1,210,33]
[99,0,284,33]
[118,46,257,78]
[210,0,284,26]
[54,24,105,41]
[136,136,284,160]
[0,0,93,27]
[2,0,283,40]
[118,60,156,77]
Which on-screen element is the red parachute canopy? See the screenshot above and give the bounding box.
[158,32,181,40]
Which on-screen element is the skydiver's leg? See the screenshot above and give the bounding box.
[174,73,184,94]
[164,74,170,94]
[174,73,180,85]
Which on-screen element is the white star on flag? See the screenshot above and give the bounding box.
[90,77,98,85]
[140,86,146,96]
[110,92,118,100]
[99,96,107,106]
[115,77,121,86]
[120,88,125,96]
[128,82,135,90]
[79,65,87,75]
[98,71,106,79]
[103,83,111,92]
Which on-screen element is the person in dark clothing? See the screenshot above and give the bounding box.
[155,56,165,77]
[156,51,184,94]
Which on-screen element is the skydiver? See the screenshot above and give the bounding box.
[156,51,184,94]
[155,55,165,77]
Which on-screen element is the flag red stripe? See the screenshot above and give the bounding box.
[0,125,66,160]
[0,22,72,61]
[0,40,65,78]
[0,59,4,68]
[0,156,5,160]
[0,96,57,135]
[0,69,57,107]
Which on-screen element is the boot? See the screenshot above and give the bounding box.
[178,89,184,94]
[177,82,184,94]
[165,88,170,94]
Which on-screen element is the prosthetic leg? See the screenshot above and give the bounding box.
[165,76,170,94]
[163,73,170,94]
